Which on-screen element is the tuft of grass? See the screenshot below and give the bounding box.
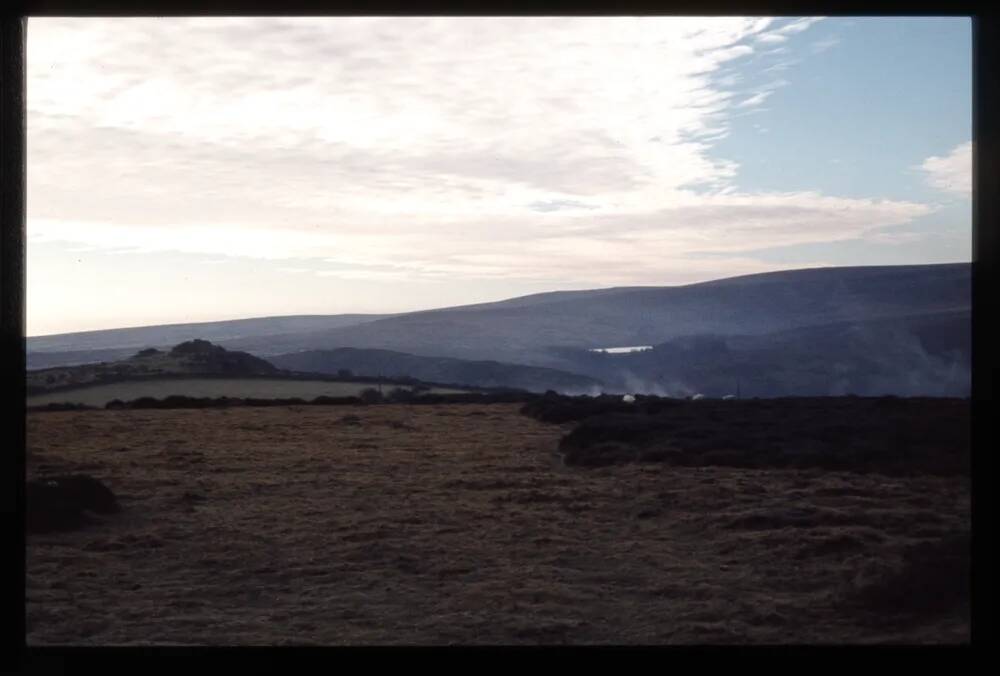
[335,414,363,427]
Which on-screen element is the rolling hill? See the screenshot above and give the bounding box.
[26,339,281,395]
[27,313,392,367]
[543,309,971,397]
[26,263,970,396]
[273,263,968,366]
[268,347,603,394]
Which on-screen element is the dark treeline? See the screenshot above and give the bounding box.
[26,369,469,397]
[27,388,536,412]
[520,391,685,423]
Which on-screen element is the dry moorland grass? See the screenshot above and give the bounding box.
[26,403,970,645]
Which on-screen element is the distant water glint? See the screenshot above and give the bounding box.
[588,346,653,354]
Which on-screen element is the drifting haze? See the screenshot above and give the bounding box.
[27,17,971,335]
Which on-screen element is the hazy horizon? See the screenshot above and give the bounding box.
[26,260,969,339]
[27,17,971,335]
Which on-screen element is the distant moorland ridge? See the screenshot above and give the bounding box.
[27,263,970,397]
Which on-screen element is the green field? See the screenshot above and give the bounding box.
[26,378,471,407]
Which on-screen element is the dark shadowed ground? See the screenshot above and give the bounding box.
[26,403,969,645]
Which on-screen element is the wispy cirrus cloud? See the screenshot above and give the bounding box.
[777,17,825,34]
[737,91,773,108]
[27,17,933,296]
[811,37,840,53]
[756,33,789,44]
[752,17,823,46]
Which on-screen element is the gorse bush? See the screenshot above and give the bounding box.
[31,402,97,412]
[48,387,533,414]
[520,392,681,424]
[535,394,970,475]
[386,387,416,403]
[359,388,384,404]
[97,394,365,410]
[311,395,362,406]
[26,474,120,535]
[408,391,533,405]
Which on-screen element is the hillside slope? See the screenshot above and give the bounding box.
[27,263,970,397]
[30,264,968,363]
[545,309,971,397]
[269,347,603,393]
[225,263,972,366]
[28,314,391,356]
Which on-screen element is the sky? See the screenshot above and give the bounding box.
[26,16,972,336]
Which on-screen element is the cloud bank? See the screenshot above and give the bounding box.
[28,17,933,289]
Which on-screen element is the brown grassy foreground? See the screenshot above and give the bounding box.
[26,403,969,645]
